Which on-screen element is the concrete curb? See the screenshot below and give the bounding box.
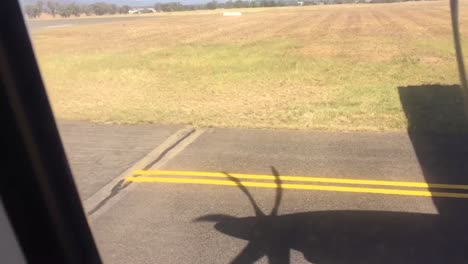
[83,126,198,220]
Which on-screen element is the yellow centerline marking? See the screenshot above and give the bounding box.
[133,170,468,190]
[125,176,468,199]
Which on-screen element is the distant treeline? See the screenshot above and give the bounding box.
[154,0,424,12]
[155,0,303,11]
[23,0,426,18]
[24,1,131,18]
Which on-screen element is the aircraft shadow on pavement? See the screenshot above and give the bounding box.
[194,167,468,264]
[399,84,468,223]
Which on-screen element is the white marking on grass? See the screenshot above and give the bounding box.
[223,12,242,16]
[46,24,73,28]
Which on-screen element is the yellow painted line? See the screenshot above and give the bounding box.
[125,176,468,199]
[133,170,468,191]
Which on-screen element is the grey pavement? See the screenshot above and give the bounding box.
[57,120,182,200]
[26,16,154,32]
[162,128,425,182]
[82,127,468,264]
[92,181,438,264]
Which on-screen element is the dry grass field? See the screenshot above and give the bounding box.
[30,1,468,131]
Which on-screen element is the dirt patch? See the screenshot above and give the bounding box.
[419,56,444,65]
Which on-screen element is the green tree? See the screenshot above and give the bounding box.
[69,3,81,16]
[234,0,244,8]
[109,4,117,14]
[24,5,38,18]
[24,2,43,18]
[80,4,93,16]
[224,0,234,8]
[140,8,154,13]
[46,1,58,17]
[36,1,44,14]
[154,3,162,12]
[91,2,109,15]
[57,4,72,17]
[119,5,130,14]
[206,0,217,9]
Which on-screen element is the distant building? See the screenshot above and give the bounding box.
[129,8,156,14]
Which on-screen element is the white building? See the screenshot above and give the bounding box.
[129,8,156,14]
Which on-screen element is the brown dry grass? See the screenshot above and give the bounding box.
[30,1,468,130]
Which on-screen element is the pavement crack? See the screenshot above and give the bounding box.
[142,128,195,170]
[87,179,130,215]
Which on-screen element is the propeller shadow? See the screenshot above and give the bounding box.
[194,167,468,264]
